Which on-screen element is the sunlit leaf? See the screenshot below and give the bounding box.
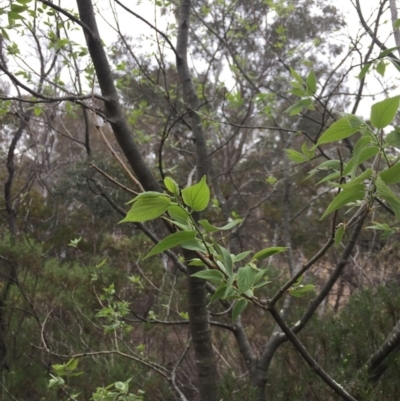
[252,246,287,261]
[232,299,248,321]
[144,231,197,259]
[375,176,400,220]
[370,96,400,129]
[182,176,210,211]
[191,269,225,284]
[121,193,170,223]
[317,117,362,145]
[320,185,365,220]
[379,163,400,184]
[237,265,256,294]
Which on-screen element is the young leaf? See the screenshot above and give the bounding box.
[167,204,190,224]
[213,243,233,277]
[290,67,303,85]
[181,176,210,211]
[358,63,371,79]
[289,284,315,297]
[237,265,256,294]
[121,194,170,223]
[65,358,79,371]
[366,222,395,240]
[199,218,242,232]
[341,168,372,188]
[335,224,346,248]
[224,275,235,298]
[188,259,206,266]
[285,98,313,116]
[370,96,400,129]
[376,60,386,76]
[285,149,306,163]
[343,146,379,176]
[317,117,361,145]
[316,171,341,185]
[379,47,399,58]
[379,163,400,184]
[233,251,252,263]
[164,177,180,195]
[375,176,400,220]
[210,284,228,302]
[386,129,400,148]
[180,239,207,253]
[306,70,317,94]
[320,185,365,220]
[232,299,248,321]
[191,269,225,284]
[345,135,372,177]
[252,246,287,261]
[144,231,197,259]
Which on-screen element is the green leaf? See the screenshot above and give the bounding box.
[290,67,303,85]
[180,239,207,252]
[232,299,248,321]
[34,106,42,116]
[188,258,206,266]
[285,149,306,163]
[343,146,379,176]
[320,185,365,220]
[237,265,256,294]
[358,63,371,79]
[316,171,341,185]
[252,246,287,261]
[65,358,79,371]
[285,98,313,116]
[376,60,386,76]
[370,96,400,129]
[341,169,373,188]
[121,193,170,223]
[144,231,197,259]
[366,222,395,240]
[11,4,28,13]
[289,284,315,297]
[317,117,362,145]
[306,70,317,94]
[394,19,400,28]
[191,269,225,284]
[379,47,399,57]
[375,176,400,219]
[386,129,400,148]
[164,177,180,195]
[224,275,235,298]
[181,176,210,211]
[8,11,25,21]
[379,163,400,184]
[335,225,346,248]
[1,28,9,41]
[233,251,252,263]
[210,284,228,302]
[199,218,242,232]
[345,135,372,177]
[214,244,233,276]
[167,204,190,226]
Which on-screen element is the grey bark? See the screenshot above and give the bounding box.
[75,0,161,193]
[175,1,220,400]
[389,0,400,58]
